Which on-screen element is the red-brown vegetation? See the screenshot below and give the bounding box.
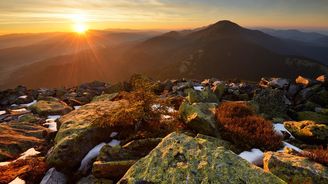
[302,147,328,166]
[216,101,282,151]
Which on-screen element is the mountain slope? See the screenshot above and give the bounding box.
[1,20,328,89]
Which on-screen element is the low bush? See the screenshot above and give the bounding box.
[302,147,328,166]
[216,101,282,151]
[93,89,186,137]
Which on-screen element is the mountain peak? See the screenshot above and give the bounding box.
[210,20,242,30]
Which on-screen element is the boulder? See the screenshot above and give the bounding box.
[296,111,328,124]
[179,101,219,136]
[77,175,113,184]
[263,151,328,183]
[284,121,328,143]
[119,132,285,184]
[29,98,72,116]
[40,168,67,184]
[287,83,302,98]
[92,138,162,179]
[296,76,318,87]
[186,87,219,104]
[316,75,328,87]
[92,93,118,102]
[0,121,49,161]
[268,78,290,89]
[46,99,131,172]
[211,83,225,100]
[252,88,288,119]
[308,89,328,107]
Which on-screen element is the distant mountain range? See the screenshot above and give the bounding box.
[0,20,327,89]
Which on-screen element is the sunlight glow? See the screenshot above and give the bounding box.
[71,13,88,34]
[74,23,87,34]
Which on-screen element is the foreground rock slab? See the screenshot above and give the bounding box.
[284,120,328,143]
[0,121,49,161]
[29,98,72,116]
[46,99,130,172]
[119,132,285,184]
[263,151,328,184]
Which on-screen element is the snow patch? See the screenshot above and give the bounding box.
[110,132,118,138]
[47,115,61,121]
[18,95,28,99]
[9,177,25,184]
[239,148,264,166]
[22,100,37,107]
[0,161,10,166]
[0,110,6,115]
[44,120,57,132]
[193,86,204,91]
[279,141,302,153]
[108,139,121,147]
[18,148,40,160]
[74,106,81,110]
[11,108,29,113]
[78,142,106,173]
[274,123,294,138]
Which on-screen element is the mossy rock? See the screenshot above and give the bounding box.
[187,87,219,104]
[93,160,137,179]
[77,175,113,184]
[92,93,118,102]
[118,132,285,184]
[129,74,161,93]
[296,111,328,124]
[46,99,131,173]
[179,101,219,136]
[263,151,328,183]
[29,98,72,116]
[309,89,328,107]
[252,88,288,119]
[284,120,328,143]
[18,113,39,123]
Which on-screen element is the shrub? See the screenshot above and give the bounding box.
[302,147,328,166]
[216,101,282,151]
[92,89,186,137]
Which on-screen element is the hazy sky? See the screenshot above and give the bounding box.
[1,0,328,34]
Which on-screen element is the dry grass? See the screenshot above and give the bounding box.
[0,156,48,184]
[216,101,282,151]
[302,147,328,166]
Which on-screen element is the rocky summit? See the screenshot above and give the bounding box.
[1,74,328,184]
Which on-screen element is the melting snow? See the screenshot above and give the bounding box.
[0,110,6,115]
[74,106,81,110]
[274,123,294,138]
[0,161,10,166]
[47,115,61,121]
[18,148,40,160]
[193,86,204,91]
[109,139,121,147]
[18,95,28,99]
[9,177,25,184]
[21,100,37,107]
[280,141,302,153]
[11,108,29,113]
[78,142,106,172]
[239,148,264,166]
[44,120,57,132]
[110,132,118,138]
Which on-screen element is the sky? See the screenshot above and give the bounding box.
[0,0,328,34]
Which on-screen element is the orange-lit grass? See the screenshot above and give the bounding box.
[216,102,282,151]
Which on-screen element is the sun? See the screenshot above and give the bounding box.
[70,13,88,34]
[74,23,87,34]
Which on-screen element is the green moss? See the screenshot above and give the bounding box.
[296,111,328,124]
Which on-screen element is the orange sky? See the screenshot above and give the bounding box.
[1,0,328,35]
